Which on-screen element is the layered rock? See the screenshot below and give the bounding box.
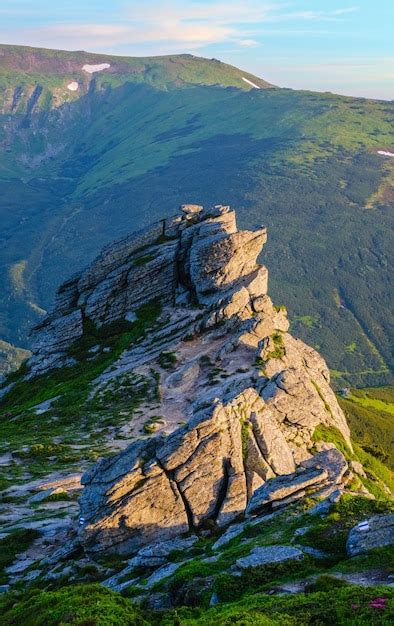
[48,203,356,556]
[28,204,268,377]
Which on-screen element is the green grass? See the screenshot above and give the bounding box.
[1,300,161,414]
[0,584,148,626]
[312,424,394,496]
[0,301,161,484]
[133,253,156,266]
[158,351,177,369]
[339,386,394,468]
[163,586,394,625]
[0,529,40,584]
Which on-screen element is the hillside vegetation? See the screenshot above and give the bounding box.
[0,44,393,386]
[339,386,394,468]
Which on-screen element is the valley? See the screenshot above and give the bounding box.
[0,44,393,386]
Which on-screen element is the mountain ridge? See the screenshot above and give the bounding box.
[0,44,393,386]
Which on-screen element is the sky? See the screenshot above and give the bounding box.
[0,0,393,99]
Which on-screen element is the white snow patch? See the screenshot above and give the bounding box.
[377,150,394,157]
[82,63,111,74]
[242,77,261,89]
[67,81,79,92]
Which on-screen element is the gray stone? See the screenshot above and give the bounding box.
[145,562,184,588]
[297,545,330,559]
[236,545,304,569]
[181,204,203,215]
[246,467,329,516]
[210,592,219,606]
[307,488,343,516]
[212,522,248,551]
[346,514,394,557]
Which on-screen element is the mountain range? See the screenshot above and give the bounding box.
[0,43,393,387]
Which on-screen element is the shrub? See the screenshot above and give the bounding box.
[159,351,177,369]
[0,584,148,625]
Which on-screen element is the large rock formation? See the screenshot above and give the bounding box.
[22,203,349,556]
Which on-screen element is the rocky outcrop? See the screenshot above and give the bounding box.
[53,203,356,557]
[28,205,269,377]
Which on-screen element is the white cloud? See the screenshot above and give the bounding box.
[239,39,260,47]
[0,2,361,54]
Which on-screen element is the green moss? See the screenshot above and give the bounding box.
[241,421,251,461]
[41,491,70,502]
[132,253,156,266]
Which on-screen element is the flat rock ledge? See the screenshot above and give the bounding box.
[236,545,304,570]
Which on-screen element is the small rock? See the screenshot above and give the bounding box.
[180,204,203,215]
[210,591,219,606]
[212,522,247,551]
[125,312,137,323]
[294,527,309,537]
[307,489,342,516]
[145,562,184,588]
[297,545,330,559]
[350,460,367,478]
[143,592,173,609]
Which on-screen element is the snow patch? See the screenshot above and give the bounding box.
[67,81,79,92]
[242,77,261,89]
[377,150,394,157]
[82,63,111,74]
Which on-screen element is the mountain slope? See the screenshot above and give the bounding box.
[0,44,393,386]
[0,205,392,616]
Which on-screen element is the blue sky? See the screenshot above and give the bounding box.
[0,1,393,99]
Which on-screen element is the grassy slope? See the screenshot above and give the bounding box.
[339,386,394,468]
[1,583,393,625]
[0,45,393,385]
